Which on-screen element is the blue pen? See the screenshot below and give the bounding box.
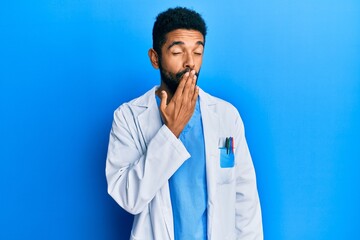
[229,138,231,154]
[229,137,232,154]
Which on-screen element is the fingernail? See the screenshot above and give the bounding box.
[191,70,196,75]
[185,72,190,76]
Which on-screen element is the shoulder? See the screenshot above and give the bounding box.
[113,86,157,120]
[200,89,241,118]
[200,89,245,133]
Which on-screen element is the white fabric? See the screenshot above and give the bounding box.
[106,86,263,240]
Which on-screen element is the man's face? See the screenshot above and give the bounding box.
[158,29,204,94]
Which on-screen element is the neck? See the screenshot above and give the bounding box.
[155,82,174,104]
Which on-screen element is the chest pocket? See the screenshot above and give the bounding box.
[215,150,235,184]
[215,135,236,184]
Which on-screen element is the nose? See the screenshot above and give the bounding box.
[184,53,195,69]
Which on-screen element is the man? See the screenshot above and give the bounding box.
[106,7,263,240]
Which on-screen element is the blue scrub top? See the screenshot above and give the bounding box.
[156,95,208,239]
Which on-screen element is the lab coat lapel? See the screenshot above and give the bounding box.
[199,89,219,240]
[133,86,174,239]
[135,87,162,146]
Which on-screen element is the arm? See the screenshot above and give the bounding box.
[106,107,190,215]
[234,113,263,239]
[106,70,198,215]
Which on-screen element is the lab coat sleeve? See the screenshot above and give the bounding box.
[234,112,263,239]
[105,105,190,215]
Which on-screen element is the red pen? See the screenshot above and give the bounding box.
[232,137,234,154]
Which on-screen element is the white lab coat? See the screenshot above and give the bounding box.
[106,86,263,240]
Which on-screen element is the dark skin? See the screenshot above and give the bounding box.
[148,29,204,137]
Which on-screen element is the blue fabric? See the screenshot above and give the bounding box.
[156,96,207,240]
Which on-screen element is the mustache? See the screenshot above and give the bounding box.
[175,68,199,80]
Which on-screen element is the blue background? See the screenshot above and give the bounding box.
[1,0,359,239]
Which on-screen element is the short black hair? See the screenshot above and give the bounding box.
[152,7,207,56]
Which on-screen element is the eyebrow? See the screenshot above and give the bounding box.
[167,41,204,50]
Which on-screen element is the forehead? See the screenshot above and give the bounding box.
[164,29,204,46]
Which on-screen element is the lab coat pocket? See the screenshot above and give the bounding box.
[219,147,235,168]
[216,148,235,184]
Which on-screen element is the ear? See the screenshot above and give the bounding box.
[148,48,160,69]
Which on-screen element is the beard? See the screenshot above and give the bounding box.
[159,62,200,95]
